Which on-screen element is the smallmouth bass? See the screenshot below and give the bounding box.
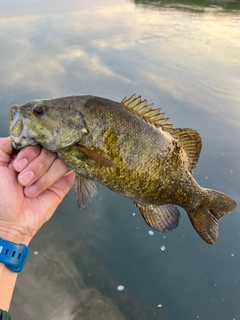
[9,94,237,244]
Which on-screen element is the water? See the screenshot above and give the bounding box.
[0,0,240,319]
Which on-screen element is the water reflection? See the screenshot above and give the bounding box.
[135,0,240,12]
[0,0,239,319]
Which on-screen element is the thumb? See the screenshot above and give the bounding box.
[0,137,13,167]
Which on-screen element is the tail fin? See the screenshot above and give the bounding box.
[187,189,237,244]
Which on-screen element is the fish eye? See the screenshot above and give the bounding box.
[33,106,45,116]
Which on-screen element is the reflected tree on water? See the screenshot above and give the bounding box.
[134,0,240,13]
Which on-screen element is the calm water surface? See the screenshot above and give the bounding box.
[0,1,240,319]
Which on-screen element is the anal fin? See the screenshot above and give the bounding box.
[135,203,181,232]
[74,174,98,210]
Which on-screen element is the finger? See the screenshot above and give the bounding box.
[62,170,76,192]
[45,170,76,204]
[18,148,57,187]
[13,145,41,172]
[36,171,76,224]
[24,158,68,197]
[0,137,12,155]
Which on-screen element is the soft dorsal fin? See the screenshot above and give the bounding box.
[173,128,202,172]
[121,94,173,133]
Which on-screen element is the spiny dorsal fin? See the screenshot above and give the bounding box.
[121,94,173,133]
[173,128,202,172]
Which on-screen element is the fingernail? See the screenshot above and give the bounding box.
[25,184,38,196]
[14,158,28,171]
[19,171,34,185]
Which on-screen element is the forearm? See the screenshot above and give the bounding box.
[0,264,17,311]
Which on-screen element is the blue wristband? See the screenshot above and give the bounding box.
[0,238,29,273]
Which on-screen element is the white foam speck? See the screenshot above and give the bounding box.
[148,230,154,236]
[161,246,166,251]
[33,251,39,255]
[205,176,208,180]
[136,226,140,230]
[132,212,136,216]
[231,253,235,257]
[117,285,125,291]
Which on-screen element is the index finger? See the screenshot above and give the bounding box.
[13,145,42,172]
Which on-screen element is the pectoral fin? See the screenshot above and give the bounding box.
[135,203,181,232]
[74,174,98,210]
[77,144,114,167]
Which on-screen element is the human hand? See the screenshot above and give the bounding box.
[0,137,75,245]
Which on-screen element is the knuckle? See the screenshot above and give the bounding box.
[18,145,41,160]
[38,176,52,190]
[34,159,46,171]
[41,148,55,158]
[54,158,67,170]
[33,149,56,173]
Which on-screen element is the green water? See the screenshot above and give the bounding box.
[0,0,240,319]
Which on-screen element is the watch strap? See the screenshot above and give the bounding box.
[0,309,12,320]
[0,238,29,273]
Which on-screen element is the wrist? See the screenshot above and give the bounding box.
[0,225,32,246]
[0,237,29,273]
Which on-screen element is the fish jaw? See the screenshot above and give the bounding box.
[9,105,37,150]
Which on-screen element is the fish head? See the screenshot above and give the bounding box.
[9,99,88,152]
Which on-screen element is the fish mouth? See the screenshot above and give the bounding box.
[10,135,38,151]
[9,105,37,150]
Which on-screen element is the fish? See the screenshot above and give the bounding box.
[9,94,237,244]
